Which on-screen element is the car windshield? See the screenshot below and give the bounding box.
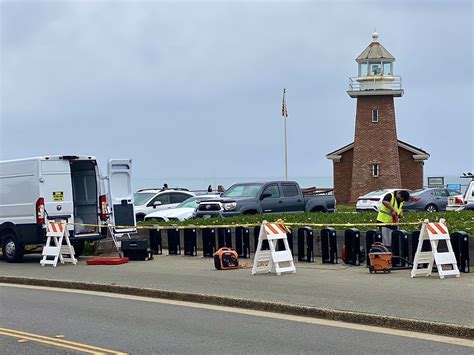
[222,183,263,198]
[177,196,219,208]
[176,197,201,208]
[364,190,388,197]
[410,189,425,196]
[134,192,156,206]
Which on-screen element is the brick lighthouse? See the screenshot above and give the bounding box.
[326,32,430,203]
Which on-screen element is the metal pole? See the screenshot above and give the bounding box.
[284,114,288,180]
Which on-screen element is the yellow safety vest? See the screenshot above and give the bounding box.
[377,192,403,223]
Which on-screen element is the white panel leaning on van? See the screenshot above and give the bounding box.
[0,155,136,262]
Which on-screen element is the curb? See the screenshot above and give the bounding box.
[1,276,472,339]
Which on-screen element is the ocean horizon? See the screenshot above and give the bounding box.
[133,176,469,193]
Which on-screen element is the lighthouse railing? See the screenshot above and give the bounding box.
[348,75,402,92]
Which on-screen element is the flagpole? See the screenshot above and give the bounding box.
[282,88,288,181]
[284,113,288,181]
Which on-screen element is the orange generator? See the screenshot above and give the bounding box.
[214,247,239,270]
[368,242,392,274]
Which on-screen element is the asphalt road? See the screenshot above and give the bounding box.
[0,285,472,354]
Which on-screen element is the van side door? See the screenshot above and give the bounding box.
[107,159,136,233]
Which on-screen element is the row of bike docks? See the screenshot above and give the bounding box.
[146,226,471,273]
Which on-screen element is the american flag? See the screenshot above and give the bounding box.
[281,88,288,118]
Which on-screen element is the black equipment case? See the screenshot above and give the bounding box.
[121,239,153,261]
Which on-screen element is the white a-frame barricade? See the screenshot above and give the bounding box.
[252,221,296,276]
[411,219,460,279]
[40,220,77,267]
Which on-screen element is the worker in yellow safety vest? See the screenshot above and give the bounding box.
[377,190,410,246]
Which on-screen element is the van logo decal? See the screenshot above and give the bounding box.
[56,205,62,211]
[53,191,64,202]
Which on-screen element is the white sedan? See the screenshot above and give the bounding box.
[356,189,410,212]
[144,195,220,222]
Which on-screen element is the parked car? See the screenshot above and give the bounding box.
[356,189,398,212]
[144,195,220,222]
[194,181,336,218]
[403,188,461,212]
[134,189,195,221]
[447,180,474,211]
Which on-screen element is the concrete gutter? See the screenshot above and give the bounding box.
[1,276,472,339]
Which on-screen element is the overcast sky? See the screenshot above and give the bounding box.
[1,0,473,184]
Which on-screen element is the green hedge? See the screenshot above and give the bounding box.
[140,210,474,234]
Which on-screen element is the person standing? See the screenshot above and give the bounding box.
[162,183,169,191]
[376,190,410,246]
[207,185,213,193]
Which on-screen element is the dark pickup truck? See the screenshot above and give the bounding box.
[194,181,336,218]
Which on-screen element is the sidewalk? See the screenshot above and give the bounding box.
[1,253,473,331]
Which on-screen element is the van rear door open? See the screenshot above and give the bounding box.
[40,160,74,225]
[107,159,136,234]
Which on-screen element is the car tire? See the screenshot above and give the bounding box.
[425,204,438,212]
[2,232,24,263]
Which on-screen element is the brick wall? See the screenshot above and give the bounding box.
[333,148,353,204]
[399,147,424,190]
[350,95,402,202]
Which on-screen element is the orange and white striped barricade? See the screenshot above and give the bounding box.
[40,220,77,267]
[252,221,296,276]
[411,219,460,279]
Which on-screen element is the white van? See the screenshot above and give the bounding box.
[0,155,135,262]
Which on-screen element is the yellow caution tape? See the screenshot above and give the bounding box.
[60,220,427,231]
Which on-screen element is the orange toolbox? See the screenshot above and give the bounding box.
[368,242,392,274]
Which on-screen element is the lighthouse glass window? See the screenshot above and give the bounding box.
[383,62,392,76]
[369,63,382,76]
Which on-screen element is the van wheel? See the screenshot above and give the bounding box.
[2,233,24,263]
[72,241,85,257]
